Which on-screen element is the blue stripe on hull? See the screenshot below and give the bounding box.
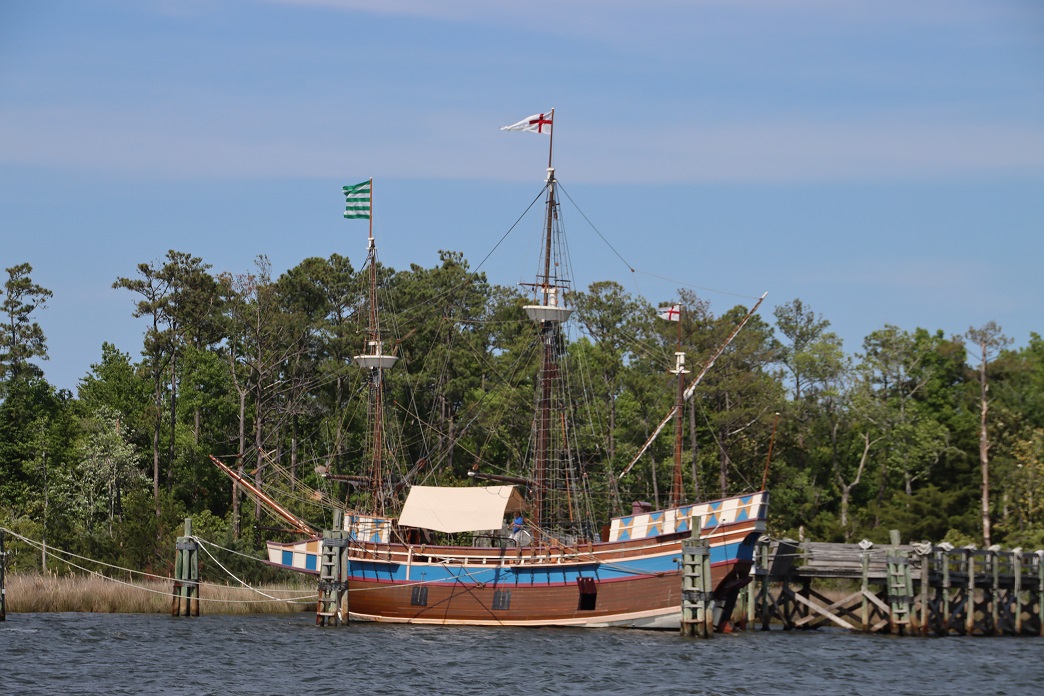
[337,535,759,587]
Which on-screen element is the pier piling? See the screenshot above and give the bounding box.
[680,520,713,638]
[1,529,6,621]
[317,510,350,627]
[171,518,200,617]
[886,530,913,635]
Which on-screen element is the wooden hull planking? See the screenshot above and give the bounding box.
[267,492,768,628]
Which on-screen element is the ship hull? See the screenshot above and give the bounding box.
[268,491,768,628]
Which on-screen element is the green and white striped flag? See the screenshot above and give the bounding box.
[343,180,371,219]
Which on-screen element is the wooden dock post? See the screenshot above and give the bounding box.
[990,548,1001,635]
[1,529,7,621]
[927,542,952,638]
[859,539,872,632]
[1031,550,1039,638]
[941,546,953,633]
[680,519,713,638]
[757,539,772,630]
[964,548,976,635]
[745,561,755,628]
[171,518,200,617]
[886,530,912,635]
[916,543,931,635]
[1013,549,1024,635]
[317,509,350,627]
[747,538,769,628]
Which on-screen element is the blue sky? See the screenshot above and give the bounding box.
[2,0,1043,391]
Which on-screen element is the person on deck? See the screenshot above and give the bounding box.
[510,514,524,545]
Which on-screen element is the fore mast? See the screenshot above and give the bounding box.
[346,179,398,516]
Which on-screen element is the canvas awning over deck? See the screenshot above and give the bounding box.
[397,485,525,533]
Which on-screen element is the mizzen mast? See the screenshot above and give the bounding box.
[669,307,689,508]
[618,292,768,482]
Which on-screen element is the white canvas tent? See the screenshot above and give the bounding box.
[397,485,525,534]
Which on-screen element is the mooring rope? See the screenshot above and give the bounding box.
[0,527,170,582]
[191,535,277,564]
[0,527,312,605]
[0,527,182,599]
[192,536,312,604]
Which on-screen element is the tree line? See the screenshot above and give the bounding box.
[1,252,1043,577]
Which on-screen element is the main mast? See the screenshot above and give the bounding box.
[520,109,573,533]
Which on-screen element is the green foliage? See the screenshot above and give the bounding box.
[72,406,147,536]
[859,485,976,543]
[0,262,53,380]
[3,252,1044,585]
[109,489,190,574]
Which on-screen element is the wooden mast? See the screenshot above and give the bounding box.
[354,178,398,516]
[670,306,688,508]
[523,109,571,533]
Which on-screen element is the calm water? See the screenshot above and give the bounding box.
[1,613,1041,695]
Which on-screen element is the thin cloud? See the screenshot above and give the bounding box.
[4,102,1043,184]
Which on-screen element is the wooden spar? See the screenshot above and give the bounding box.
[319,473,372,486]
[466,469,564,490]
[761,412,780,490]
[617,292,767,481]
[207,454,317,536]
[468,470,537,488]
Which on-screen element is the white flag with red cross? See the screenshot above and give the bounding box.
[501,111,554,134]
[658,304,681,322]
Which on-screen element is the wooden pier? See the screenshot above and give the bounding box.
[744,531,1044,636]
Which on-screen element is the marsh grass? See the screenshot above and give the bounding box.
[5,573,315,614]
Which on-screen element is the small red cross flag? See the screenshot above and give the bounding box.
[501,111,554,134]
[658,304,681,322]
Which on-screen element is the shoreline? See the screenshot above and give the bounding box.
[3,573,315,614]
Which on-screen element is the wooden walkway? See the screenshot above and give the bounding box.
[743,531,1044,636]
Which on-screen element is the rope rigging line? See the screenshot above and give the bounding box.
[472,183,549,281]
[692,394,760,495]
[420,330,544,476]
[192,536,312,604]
[0,527,315,605]
[1,526,170,583]
[344,564,501,593]
[632,268,763,301]
[556,181,635,276]
[371,184,545,339]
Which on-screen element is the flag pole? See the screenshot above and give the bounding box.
[678,303,683,349]
[368,177,374,240]
[547,107,555,170]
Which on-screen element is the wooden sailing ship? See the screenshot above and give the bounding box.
[214,112,768,628]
